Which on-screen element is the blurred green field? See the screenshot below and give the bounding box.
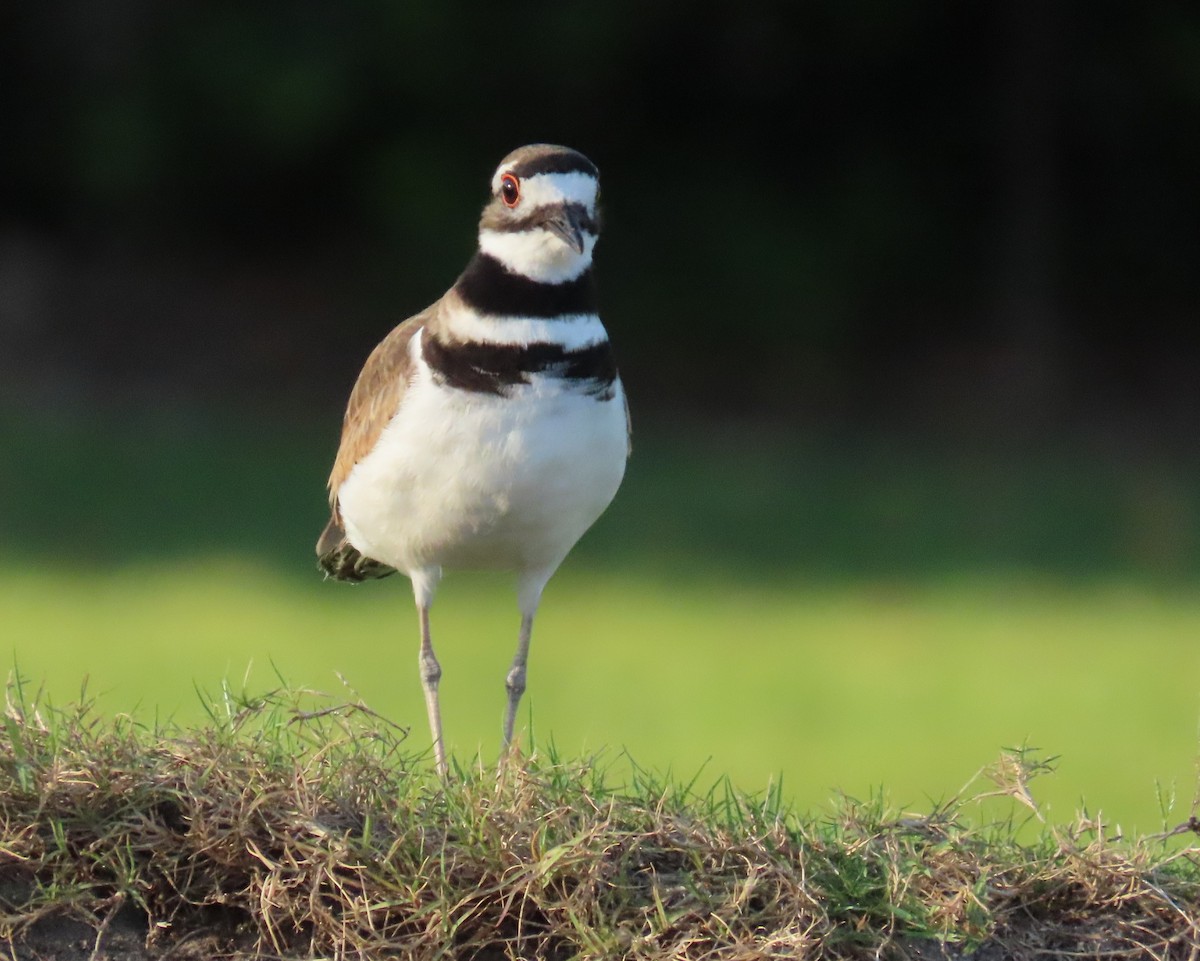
[2,413,1199,832]
[5,562,1199,833]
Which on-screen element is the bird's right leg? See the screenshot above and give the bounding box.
[411,568,446,778]
[417,603,446,778]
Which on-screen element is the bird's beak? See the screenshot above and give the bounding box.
[542,207,587,254]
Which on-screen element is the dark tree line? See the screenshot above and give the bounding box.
[1,0,1196,441]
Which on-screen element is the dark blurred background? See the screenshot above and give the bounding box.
[2,0,1198,577]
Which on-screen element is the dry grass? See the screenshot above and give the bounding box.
[1,677,1198,960]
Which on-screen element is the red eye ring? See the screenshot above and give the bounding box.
[500,173,521,208]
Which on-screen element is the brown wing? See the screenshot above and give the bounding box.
[315,308,431,580]
[315,513,396,581]
[326,307,431,506]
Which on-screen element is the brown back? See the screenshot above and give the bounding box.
[326,309,428,507]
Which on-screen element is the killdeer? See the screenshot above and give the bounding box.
[316,144,629,777]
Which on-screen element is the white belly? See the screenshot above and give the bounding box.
[338,361,628,578]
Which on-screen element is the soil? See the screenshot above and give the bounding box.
[2,905,252,961]
[4,911,1022,961]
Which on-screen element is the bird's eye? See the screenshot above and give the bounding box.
[500,173,521,208]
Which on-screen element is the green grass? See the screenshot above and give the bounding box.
[2,685,1198,960]
[3,411,1198,581]
[3,411,1200,834]
[5,560,1199,834]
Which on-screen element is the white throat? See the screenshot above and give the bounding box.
[478,228,596,284]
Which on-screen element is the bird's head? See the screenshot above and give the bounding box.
[478,144,601,284]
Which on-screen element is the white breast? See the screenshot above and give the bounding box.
[337,329,628,579]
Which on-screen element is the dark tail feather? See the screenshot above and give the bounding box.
[316,515,396,582]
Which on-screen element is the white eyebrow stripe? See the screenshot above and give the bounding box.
[492,171,598,210]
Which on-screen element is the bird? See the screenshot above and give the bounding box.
[316,144,629,778]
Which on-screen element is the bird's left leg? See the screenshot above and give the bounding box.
[502,570,552,758]
[502,611,535,752]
